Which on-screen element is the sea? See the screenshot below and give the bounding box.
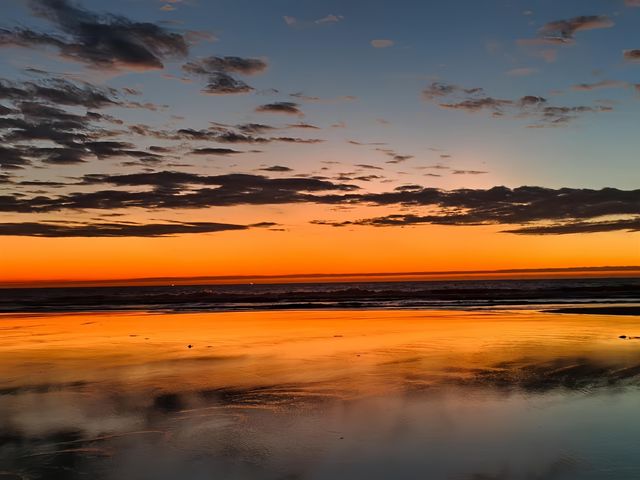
[0,276,638,312]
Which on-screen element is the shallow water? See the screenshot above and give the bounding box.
[1,309,640,479]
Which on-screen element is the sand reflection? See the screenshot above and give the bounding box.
[1,309,640,479]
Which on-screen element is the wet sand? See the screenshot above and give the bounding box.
[1,309,640,479]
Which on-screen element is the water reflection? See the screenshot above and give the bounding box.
[1,310,640,479]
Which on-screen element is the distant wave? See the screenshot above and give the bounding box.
[0,277,638,313]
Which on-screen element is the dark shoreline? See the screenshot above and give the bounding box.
[546,306,640,316]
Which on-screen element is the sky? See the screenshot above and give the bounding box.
[0,0,638,284]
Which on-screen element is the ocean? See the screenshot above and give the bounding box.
[1,276,638,312]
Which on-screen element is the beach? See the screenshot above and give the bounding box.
[2,308,640,479]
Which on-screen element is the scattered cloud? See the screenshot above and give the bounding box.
[310,185,640,235]
[283,14,344,28]
[504,218,640,235]
[0,77,169,169]
[348,140,387,146]
[440,97,513,114]
[182,56,268,95]
[376,148,414,164]
[286,122,320,129]
[539,16,614,40]
[197,72,254,95]
[422,82,484,101]
[623,49,640,62]
[451,170,488,175]
[0,0,190,71]
[259,165,293,172]
[571,79,628,91]
[517,14,614,73]
[183,56,267,76]
[0,220,271,237]
[190,148,242,156]
[355,164,383,170]
[255,102,303,116]
[2,167,638,236]
[422,81,612,126]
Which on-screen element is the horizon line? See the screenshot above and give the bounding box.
[1,265,639,289]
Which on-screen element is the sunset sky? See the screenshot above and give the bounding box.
[0,0,638,284]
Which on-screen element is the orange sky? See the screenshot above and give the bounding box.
[2,222,638,285]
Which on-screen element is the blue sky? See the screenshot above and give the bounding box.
[2,0,639,188]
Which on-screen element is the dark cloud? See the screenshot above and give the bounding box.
[259,165,293,172]
[236,123,276,134]
[255,102,303,116]
[535,105,612,126]
[183,56,267,76]
[451,170,488,175]
[519,95,547,107]
[352,175,383,182]
[355,164,383,170]
[423,82,510,115]
[348,140,387,146]
[423,81,611,126]
[440,97,513,114]
[422,82,484,101]
[190,147,242,155]
[623,49,640,62]
[0,0,190,70]
[0,220,274,237]
[79,170,358,190]
[0,170,360,212]
[269,136,323,144]
[3,173,637,239]
[199,72,254,95]
[315,213,640,235]
[376,148,414,164]
[286,122,320,129]
[0,146,32,170]
[182,56,267,95]
[0,76,175,168]
[538,16,614,41]
[0,78,118,108]
[518,15,614,46]
[0,104,14,115]
[148,146,174,154]
[310,185,640,235]
[503,218,640,235]
[128,124,323,146]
